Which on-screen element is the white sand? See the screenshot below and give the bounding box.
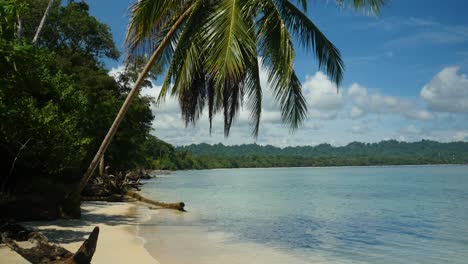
[0,202,158,264]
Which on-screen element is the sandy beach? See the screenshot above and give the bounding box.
[0,202,158,264]
[0,200,329,264]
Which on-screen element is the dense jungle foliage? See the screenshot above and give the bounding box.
[0,0,195,198]
[178,140,468,168]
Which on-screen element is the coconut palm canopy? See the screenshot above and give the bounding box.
[126,0,385,137]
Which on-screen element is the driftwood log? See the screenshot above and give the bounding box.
[1,225,99,264]
[81,194,124,202]
[126,191,185,211]
[80,192,185,211]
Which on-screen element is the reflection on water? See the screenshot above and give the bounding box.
[139,166,468,264]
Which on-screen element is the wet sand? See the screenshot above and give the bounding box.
[139,209,338,264]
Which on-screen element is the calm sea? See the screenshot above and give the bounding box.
[139,166,468,263]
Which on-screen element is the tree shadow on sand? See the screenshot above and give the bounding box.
[20,202,139,244]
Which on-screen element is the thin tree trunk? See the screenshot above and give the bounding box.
[1,138,32,192]
[78,6,194,193]
[32,0,55,44]
[17,16,23,39]
[98,155,104,178]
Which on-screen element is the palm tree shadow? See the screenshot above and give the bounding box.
[21,202,139,244]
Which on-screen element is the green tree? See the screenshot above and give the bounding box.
[1,0,164,218]
[21,0,119,61]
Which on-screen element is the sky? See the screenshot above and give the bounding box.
[87,0,468,147]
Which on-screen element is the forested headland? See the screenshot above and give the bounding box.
[177,140,468,169]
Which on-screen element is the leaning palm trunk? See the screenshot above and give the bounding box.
[79,0,383,193]
[32,0,55,44]
[78,7,193,192]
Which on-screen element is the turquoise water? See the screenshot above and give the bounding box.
[141,166,468,263]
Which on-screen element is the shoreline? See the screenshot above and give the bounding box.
[180,163,468,171]
[0,202,159,264]
[137,208,328,264]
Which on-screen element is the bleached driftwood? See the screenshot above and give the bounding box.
[126,191,185,211]
[1,224,99,264]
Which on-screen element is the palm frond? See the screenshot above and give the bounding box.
[294,0,307,11]
[223,78,244,136]
[258,0,295,93]
[203,0,256,85]
[258,0,307,129]
[335,0,386,14]
[202,0,257,135]
[207,76,216,134]
[122,0,381,139]
[281,0,344,86]
[278,70,307,130]
[156,1,207,105]
[178,72,208,126]
[126,0,184,53]
[243,57,262,137]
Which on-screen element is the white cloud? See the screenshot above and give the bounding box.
[107,63,467,147]
[408,17,439,27]
[350,106,365,119]
[399,124,422,135]
[373,17,468,48]
[350,124,370,134]
[453,131,468,141]
[302,72,344,119]
[148,66,345,139]
[108,67,121,79]
[421,66,468,112]
[348,83,433,120]
[309,123,324,130]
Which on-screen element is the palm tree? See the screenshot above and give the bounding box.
[79,0,385,191]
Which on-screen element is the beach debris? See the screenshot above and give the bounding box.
[81,194,125,202]
[81,168,145,199]
[127,190,186,211]
[1,224,99,264]
[126,168,153,180]
[79,168,184,212]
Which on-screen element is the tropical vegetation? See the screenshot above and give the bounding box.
[81,0,386,190]
[0,0,177,217]
[1,0,388,218]
[178,140,468,168]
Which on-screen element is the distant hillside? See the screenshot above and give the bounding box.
[176,140,468,168]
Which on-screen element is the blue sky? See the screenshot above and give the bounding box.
[88,0,468,146]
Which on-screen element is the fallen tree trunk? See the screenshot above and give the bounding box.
[81,194,124,202]
[1,225,99,264]
[126,191,185,211]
